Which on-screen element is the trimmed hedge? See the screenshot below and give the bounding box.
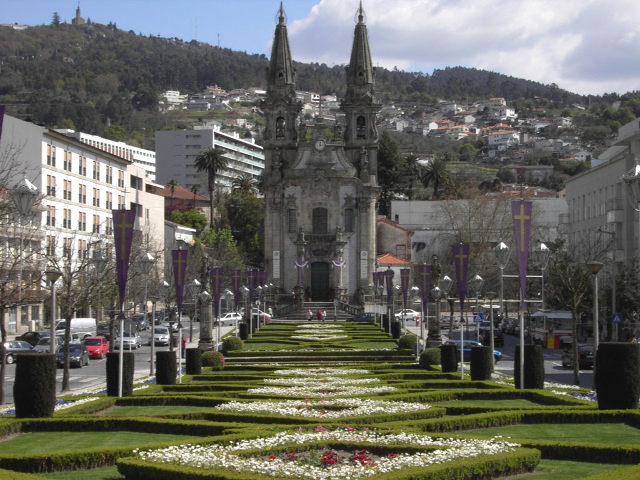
[185,348,202,375]
[221,336,243,353]
[514,344,545,389]
[239,322,248,340]
[106,352,135,397]
[595,342,640,410]
[14,354,56,418]
[440,344,458,373]
[419,348,441,370]
[391,320,402,339]
[202,351,225,370]
[398,334,416,350]
[470,346,492,381]
[156,351,177,385]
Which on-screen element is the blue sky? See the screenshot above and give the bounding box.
[2,0,639,96]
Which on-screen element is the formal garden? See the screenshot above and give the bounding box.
[0,319,639,480]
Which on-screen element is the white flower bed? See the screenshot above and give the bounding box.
[297,324,344,329]
[290,335,349,341]
[55,396,100,411]
[247,385,397,397]
[135,429,519,479]
[273,368,371,376]
[214,398,430,418]
[264,377,380,386]
[294,329,345,335]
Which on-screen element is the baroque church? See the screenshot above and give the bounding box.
[263,3,379,302]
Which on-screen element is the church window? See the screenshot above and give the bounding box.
[344,208,354,232]
[312,208,328,234]
[356,116,366,139]
[287,208,297,233]
[276,117,286,139]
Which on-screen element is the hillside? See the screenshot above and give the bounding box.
[0,22,590,142]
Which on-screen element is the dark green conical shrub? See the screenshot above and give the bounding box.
[391,321,402,339]
[470,346,492,380]
[440,344,458,373]
[106,352,135,397]
[222,336,244,353]
[239,322,248,340]
[185,348,201,375]
[514,344,544,389]
[595,342,640,410]
[14,354,56,418]
[156,351,177,385]
[382,314,390,333]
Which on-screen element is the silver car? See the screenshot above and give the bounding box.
[151,326,171,346]
[113,334,141,350]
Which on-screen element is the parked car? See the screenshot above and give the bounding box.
[161,321,180,333]
[216,312,243,326]
[131,314,148,331]
[33,336,63,353]
[83,336,109,359]
[479,322,505,347]
[251,309,271,323]
[113,333,141,350]
[394,309,421,324]
[444,340,502,363]
[150,326,171,346]
[4,340,33,364]
[15,331,47,347]
[561,344,594,370]
[96,324,111,340]
[56,343,90,368]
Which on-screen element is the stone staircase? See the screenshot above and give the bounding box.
[279,302,353,322]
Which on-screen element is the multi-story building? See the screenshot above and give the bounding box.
[58,130,157,182]
[155,124,264,194]
[0,114,165,335]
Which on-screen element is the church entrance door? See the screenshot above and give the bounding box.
[310,262,331,301]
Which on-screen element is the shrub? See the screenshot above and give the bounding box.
[106,352,135,397]
[419,347,441,370]
[185,348,202,375]
[595,342,640,409]
[382,314,390,333]
[14,354,56,418]
[202,351,225,370]
[156,351,177,385]
[514,345,545,389]
[470,346,492,380]
[440,344,458,373]
[391,320,402,339]
[398,334,416,350]
[222,336,244,353]
[239,322,249,340]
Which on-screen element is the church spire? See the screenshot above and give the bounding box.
[267,2,296,91]
[345,0,374,99]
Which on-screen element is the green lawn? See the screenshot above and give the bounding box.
[0,431,203,455]
[435,399,545,408]
[42,466,124,479]
[509,459,623,479]
[460,423,640,445]
[99,405,215,416]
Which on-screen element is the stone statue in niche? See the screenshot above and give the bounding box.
[359,146,369,179]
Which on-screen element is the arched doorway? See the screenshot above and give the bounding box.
[310,262,331,301]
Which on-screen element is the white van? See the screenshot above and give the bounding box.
[55,318,97,338]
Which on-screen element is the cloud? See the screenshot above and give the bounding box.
[287,0,640,95]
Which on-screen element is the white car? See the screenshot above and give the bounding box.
[150,326,171,346]
[162,321,180,333]
[251,309,271,323]
[394,309,421,322]
[113,334,141,350]
[217,312,243,326]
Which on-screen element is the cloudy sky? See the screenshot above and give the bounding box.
[3,0,639,95]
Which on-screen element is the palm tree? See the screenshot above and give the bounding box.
[231,174,257,196]
[190,184,200,210]
[194,147,227,228]
[419,156,450,200]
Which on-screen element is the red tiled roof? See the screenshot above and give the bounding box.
[158,184,209,201]
[376,253,410,266]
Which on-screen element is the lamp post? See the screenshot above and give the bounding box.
[216,289,233,347]
[148,294,158,375]
[158,280,170,350]
[495,242,511,321]
[138,253,156,375]
[486,291,497,371]
[12,178,39,319]
[439,275,453,339]
[187,279,201,343]
[91,250,108,326]
[586,261,603,352]
[240,286,249,337]
[470,274,484,341]
[429,286,442,347]
[45,269,62,353]
[409,285,420,338]
[538,242,551,311]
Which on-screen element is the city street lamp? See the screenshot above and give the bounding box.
[586,261,603,352]
[158,280,170,350]
[187,279,201,343]
[198,290,212,349]
[217,289,233,347]
[538,242,551,311]
[439,275,453,339]
[470,274,484,341]
[495,242,511,319]
[486,291,497,370]
[91,249,108,325]
[241,286,250,337]
[429,286,442,347]
[44,269,62,353]
[138,253,155,376]
[12,178,39,312]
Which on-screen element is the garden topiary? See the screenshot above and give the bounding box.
[419,347,441,370]
[398,334,416,350]
[391,320,402,339]
[382,314,390,333]
[156,351,177,385]
[470,346,492,380]
[185,348,202,375]
[595,342,640,409]
[202,350,225,370]
[239,322,249,340]
[14,353,56,418]
[222,336,244,353]
[106,352,135,397]
[513,344,544,389]
[440,344,458,373]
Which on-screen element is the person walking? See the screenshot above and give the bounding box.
[317,309,322,321]
[181,334,187,358]
[308,309,313,321]
[321,309,327,322]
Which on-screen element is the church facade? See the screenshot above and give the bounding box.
[262,4,380,302]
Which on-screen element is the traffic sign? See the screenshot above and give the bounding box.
[473,312,484,322]
[612,313,622,324]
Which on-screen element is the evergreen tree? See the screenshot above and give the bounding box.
[194,147,228,228]
[51,12,60,26]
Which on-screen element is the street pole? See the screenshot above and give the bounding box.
[487,292,497,372]
[587,261,603,352]
[45,270,62,354]
[150,299,156,376]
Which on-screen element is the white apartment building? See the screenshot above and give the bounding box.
[155,124,265,193]
[0,114,165,335]
[58,130,157,182]
[487,130,520,149]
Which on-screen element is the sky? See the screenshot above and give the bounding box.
[2,0,640,96]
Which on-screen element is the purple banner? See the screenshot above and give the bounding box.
[172,249,188,313]
[384,269,394,302]
[231,269,242,309]
[0,105,5,143]
[258,270,267,288]
[415,264,431,308]
[512,200,532,312]
[400,268,410,309]
[210,266,223,317]
[112,209,135,312]
[452,243,470,310]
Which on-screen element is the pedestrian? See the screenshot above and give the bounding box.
[321,309,327,322]
[631,336,637,344]
[308,309,313,321]
[317,309,322,321]
[181,334,187,358]
[268,306,273,317]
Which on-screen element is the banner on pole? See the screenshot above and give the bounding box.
[415,264,431,316]
[400,268,410,309]
[512,200,532,312]
[172,249,188,314]
[231,269,242,309]
[112,209,135,313]
[452,243,469,311]
[384,269,394,302]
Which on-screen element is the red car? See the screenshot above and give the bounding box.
[83,336,109,359]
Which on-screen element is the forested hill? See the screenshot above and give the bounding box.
[0,21,587,137]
